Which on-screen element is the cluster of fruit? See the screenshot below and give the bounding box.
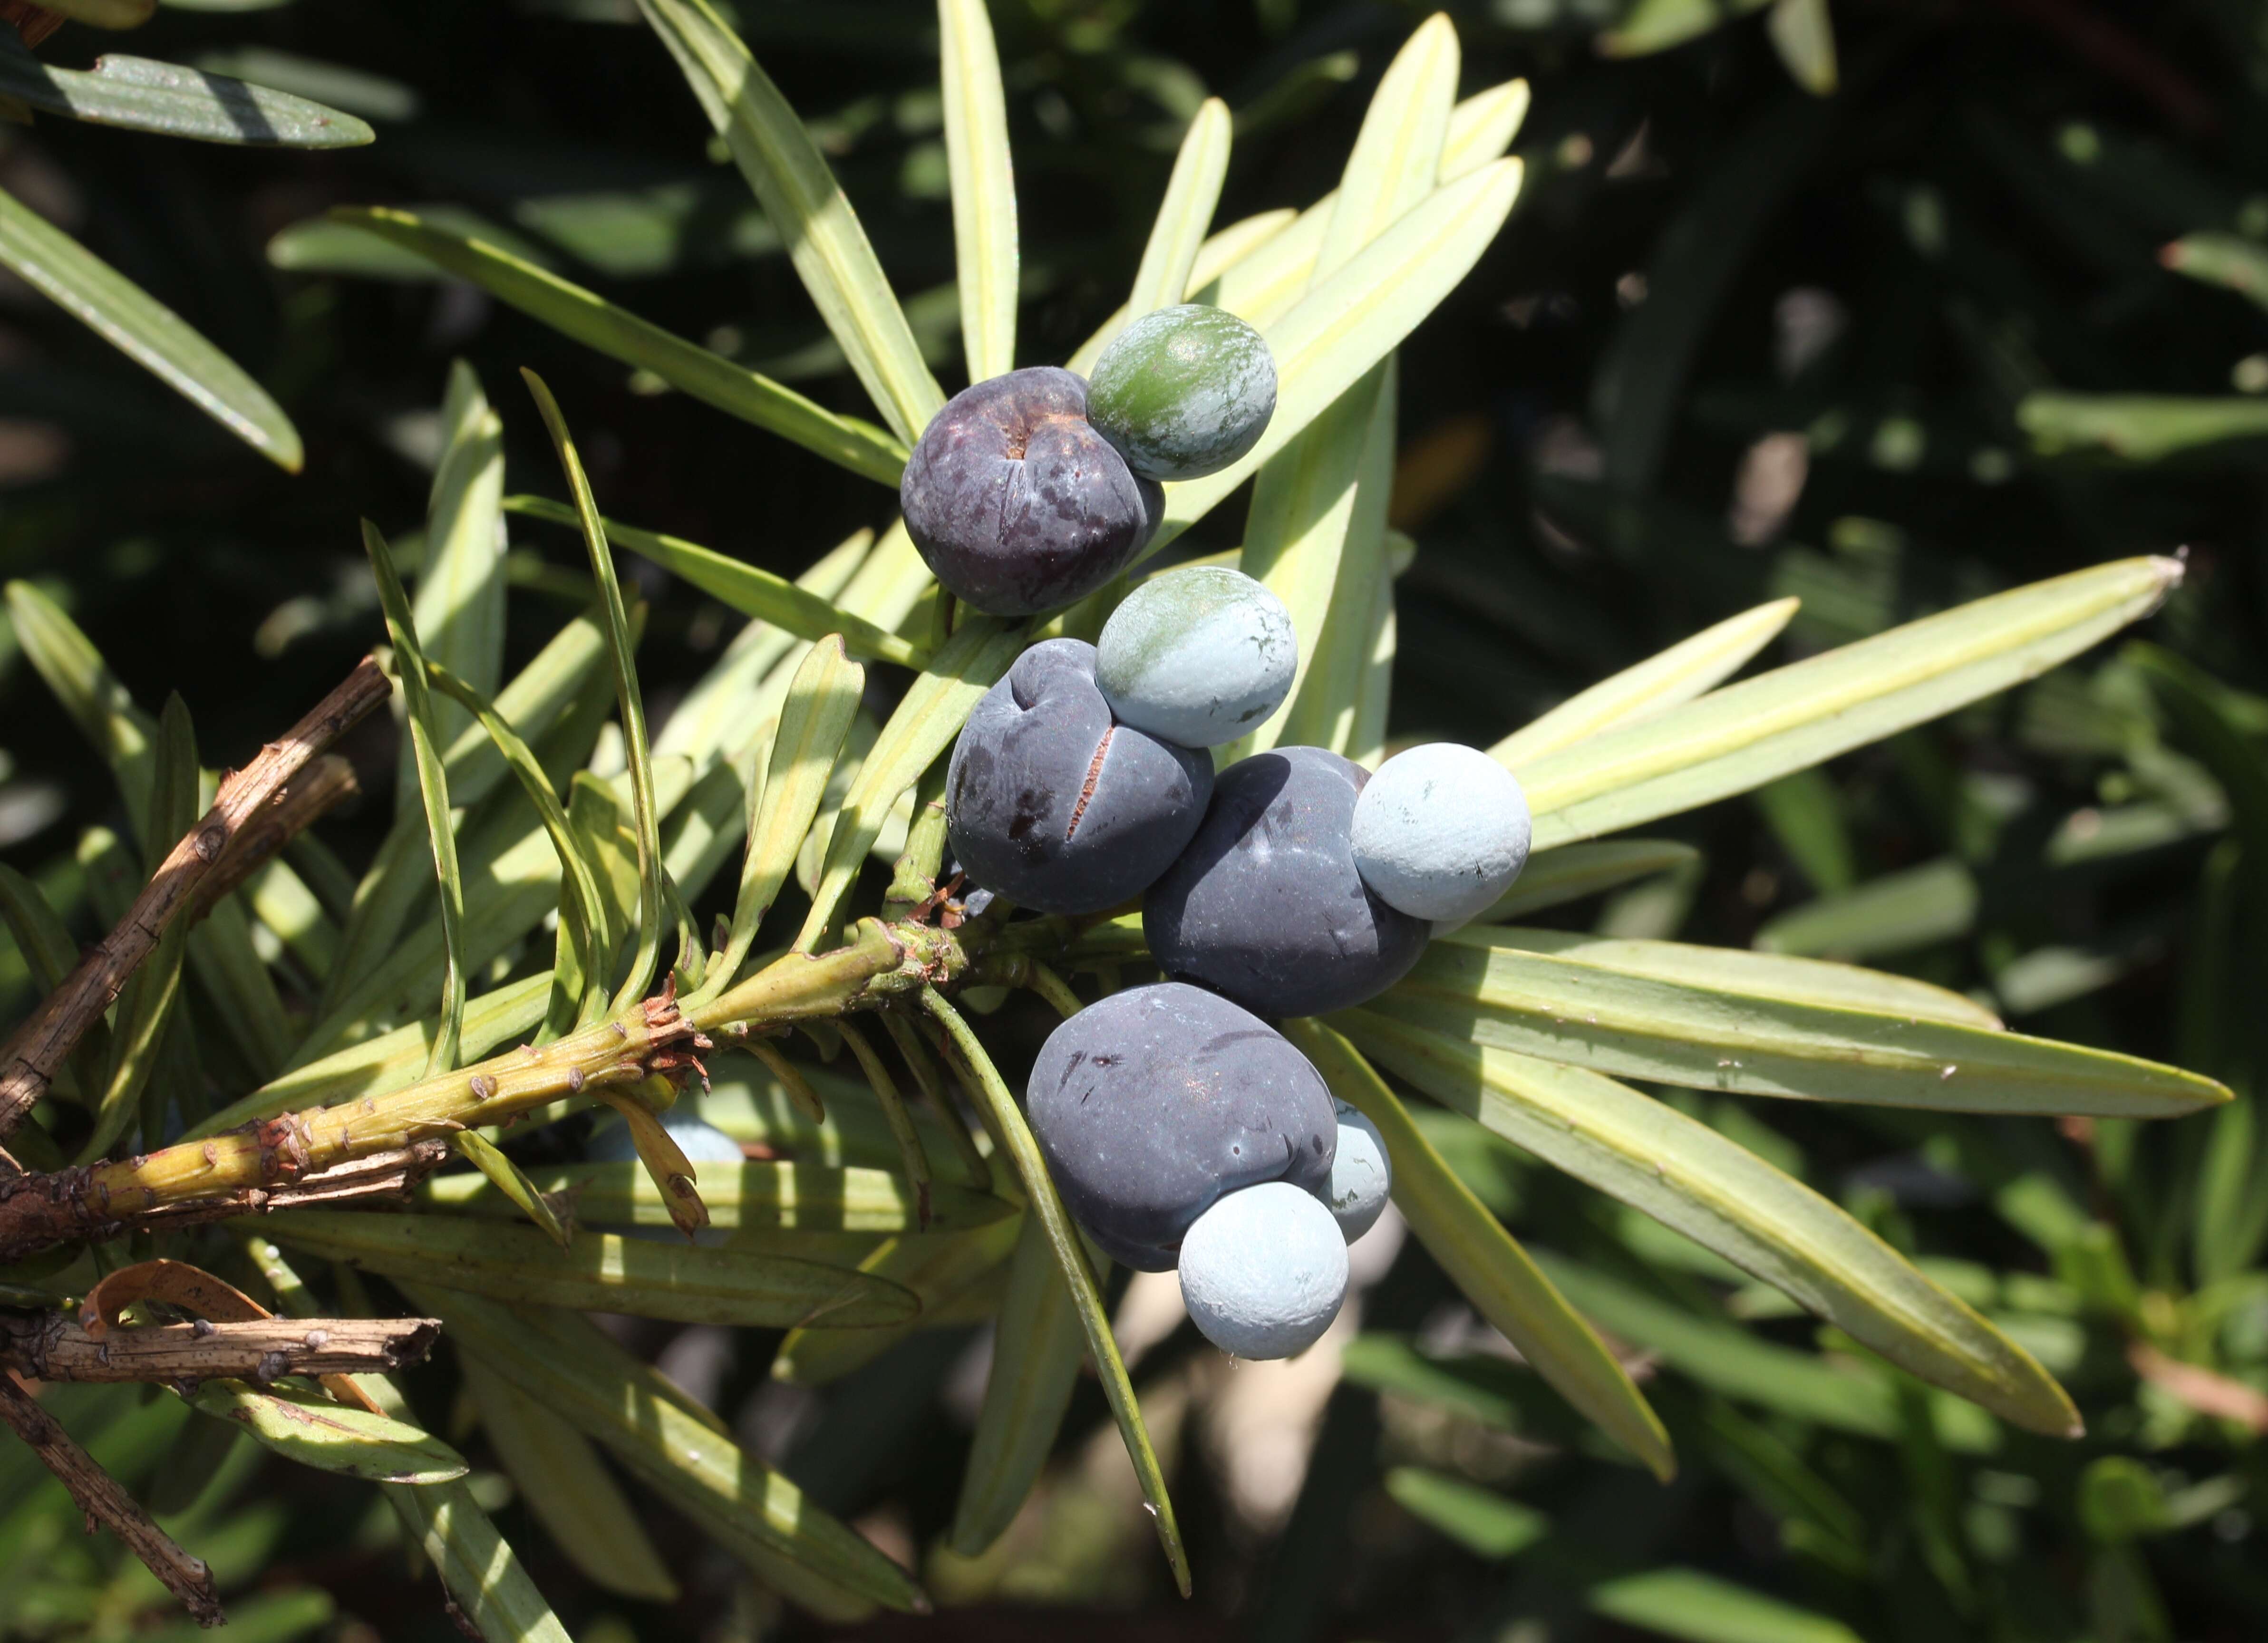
[910,307,1537,1359]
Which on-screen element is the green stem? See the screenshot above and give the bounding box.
[1025,964,1084,1022]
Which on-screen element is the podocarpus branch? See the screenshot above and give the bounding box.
[0,1371,225,1625]
[0,658,391,1149]
[0,916,977,1263]
[1,1312,440,1384]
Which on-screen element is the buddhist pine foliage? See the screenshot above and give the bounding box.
[0,3,2233,1635]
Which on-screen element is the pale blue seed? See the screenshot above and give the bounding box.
[1177,1180,1348,1360]
[1325,1101,1391,1243]
[1087,305,1278,482]
[1349,743,1532,924]
[1095,566,1296,748]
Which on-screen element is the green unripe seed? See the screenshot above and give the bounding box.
[1086,304,1278,482]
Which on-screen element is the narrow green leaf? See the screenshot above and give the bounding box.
[2161,231,2268,312]
[1447,926,2002,1029]
[1234,364,1389,756]
[0,860,109,1109]
[183,1381,470,1485]
[333,208,907,486]
[363,519,469,1077]
[423,657,611,1041]
[696,635,864,997]
[1588,1567,1862,1643]
[1066,208,1299,377]
[460,1356,679,1603]
[1125,97,1231,320]
[636,0,945,444]
[923,988,1191,1594]
[938,0,1017,381]
[0,33,375,147]
[186,972,552,1140]
[409,362,507,776]
[0,862,78,994]
[1767,0,1838,95]
[770,1215,1018,1383]
[1144,158,1525,558]
[263,1210,920,1328]
[129,1592,333,1643]
[1384,1467,1550,1559]
[1753,856,1979,961]
[1251,356,1397,756]
[1599,0,1774,58]
[417,1285,928,1613]
[77,695,198,1162]
[796,618,1024,950]
[950,1212,1087,1555]
[1476,840,1702,923]
[242,857,339,982]
[1368,927,2227,1116]
[1287,1019,1677,1482]
[1537,1252,1999,1446]
[522,372,665,1010]
[1346,1016,2084,1436]
[425,1157,1009,1233]
[2019,392,2268,461]
[238,1235,576,1643]
[377,1472,574,1642]
[506,496,920,666]
[1311,13,1458,286]
[1492,598,1800,767]
[1518,558,2182,849]
[0,182,300,469]
[1440,78,1531,182]
[449,1129,572,1248]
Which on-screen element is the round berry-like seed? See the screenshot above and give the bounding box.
[1086,305,1278,482]
[1349,743,1532,925]
[1325,1100,1392,1243]
[1177,1181,1349,1360]
[1095,565,1296,748]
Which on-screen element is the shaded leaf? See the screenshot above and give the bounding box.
[636,0,944,444]
[262,1210,920,1327]
[0,32,375,146]
[183,1381,469,1485]
[1289,1019,1676,1480]
[335,208,907,485]
[0,182,300,469]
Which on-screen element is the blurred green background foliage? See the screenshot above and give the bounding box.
[4,1,2268,1640]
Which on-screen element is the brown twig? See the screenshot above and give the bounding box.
[0,659,388,1148]
[0,1371,224,1624]
[194,754,361,918]
[1,1313,439,1384]
[0,1140,450,1264]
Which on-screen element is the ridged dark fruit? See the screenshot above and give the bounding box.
[1143,744,1430,1017]
[899,366,1163,616]
[1026,983,1338,1271]
[946,638,1212,915]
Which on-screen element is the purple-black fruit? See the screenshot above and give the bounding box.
[946,638,1212,916]
[1143,745,1430,1017]
[900,367,1163,617]
[1026,982,1337,1271]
